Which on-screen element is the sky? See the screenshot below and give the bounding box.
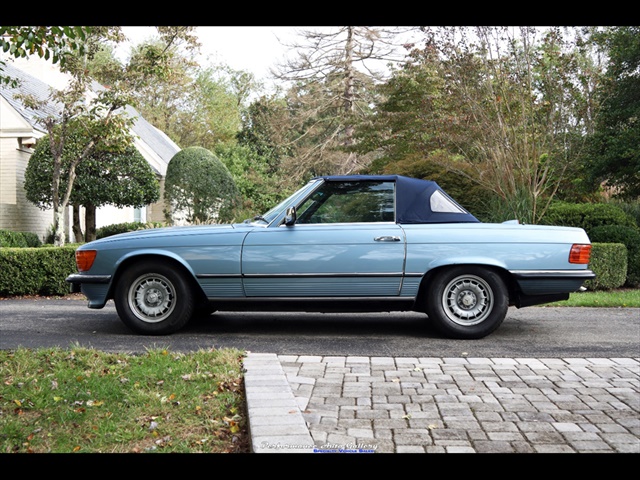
[121,26,304,84]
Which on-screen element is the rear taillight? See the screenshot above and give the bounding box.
[569,244,592,264]
[76,250,97,272]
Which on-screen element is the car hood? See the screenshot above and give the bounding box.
[84,223,255,247]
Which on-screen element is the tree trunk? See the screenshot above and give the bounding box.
[85,204,97,242]
[52,205,66,247]
[72,205,84,243]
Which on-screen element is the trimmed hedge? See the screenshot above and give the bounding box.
[589,225,640,287]
[0,246,77,296]
[541,202,637,231]
[583,243,627,291]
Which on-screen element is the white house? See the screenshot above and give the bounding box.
[0,56,180,242]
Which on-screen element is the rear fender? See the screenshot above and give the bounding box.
[415,263,516,311]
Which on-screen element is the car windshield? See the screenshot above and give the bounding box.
[255,179,322,224]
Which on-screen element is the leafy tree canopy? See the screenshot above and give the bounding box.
[24,134,159,209]
[585,26,640,199]
[0,26,96,86]
[354,27,599,224]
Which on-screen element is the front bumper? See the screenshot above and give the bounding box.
[65,274,112,308]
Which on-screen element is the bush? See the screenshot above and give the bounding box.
[96,221,165,239]
[0,246,77,296]
[584,243,628,291]
[541,202,637,232]
[164,146,239,224]
[608,199,640,227]
[0,229,42,248]
[589,225,640,287]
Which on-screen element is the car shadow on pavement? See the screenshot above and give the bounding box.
[186,311,440,337]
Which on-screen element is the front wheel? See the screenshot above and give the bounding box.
[114,260,195,335]
[425,266,508,339]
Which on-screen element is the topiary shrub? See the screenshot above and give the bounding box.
[164,146,240,225]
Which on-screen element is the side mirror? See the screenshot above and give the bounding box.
[284,206,297,226]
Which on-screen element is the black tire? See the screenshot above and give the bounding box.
[425,266,508,339]
[114,260,195,335]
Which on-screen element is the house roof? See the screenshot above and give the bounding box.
[0,60,180,174]
[0,61,61,131]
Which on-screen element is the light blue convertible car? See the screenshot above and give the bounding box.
[67,175,595,339]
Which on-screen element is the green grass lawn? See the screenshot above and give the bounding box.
[0,347,250,453]
[543,288,640,307]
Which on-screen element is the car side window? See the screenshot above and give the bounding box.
[297,181,395,224]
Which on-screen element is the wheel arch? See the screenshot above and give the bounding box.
[107,252,206,304]
[415,263,517,311]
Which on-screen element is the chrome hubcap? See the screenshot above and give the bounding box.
[128,274,176,323]
[443,275,493,326]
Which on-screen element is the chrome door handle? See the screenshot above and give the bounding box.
[374,236,401,242]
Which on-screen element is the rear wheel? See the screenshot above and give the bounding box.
[425,266,508,339]
[114,260,195,335]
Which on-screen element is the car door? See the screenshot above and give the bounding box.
[241,180,406,297]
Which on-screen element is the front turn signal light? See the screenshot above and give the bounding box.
[76,250,97,272]
[569,244,592,264]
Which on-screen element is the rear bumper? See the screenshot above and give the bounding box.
[511,269,595,295]
[510,269,596,280]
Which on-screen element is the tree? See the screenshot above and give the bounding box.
[4,26,198,246]
[237,94,296,171]
[94,38,253,152]
[175,66,243,148]
[271,26,414,179]
[17,78,136,246]
[164,146,239,224]
[356,27,601,224]
[213,142,297,221]
[585,26,640,199]
[24,138,159,242]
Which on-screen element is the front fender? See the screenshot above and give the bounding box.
[114,249,197,276]
[109,249,200,296]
